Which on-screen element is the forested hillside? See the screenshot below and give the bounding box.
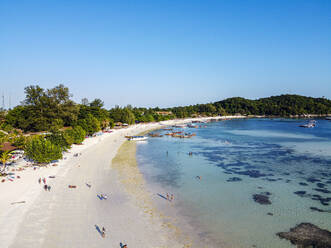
[213,95,331,116]
[1,85,330,133]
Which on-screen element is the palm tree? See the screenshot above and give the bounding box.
[0,151,13,173]
[0,132,14,145]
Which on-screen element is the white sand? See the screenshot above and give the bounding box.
[0,116,245,248]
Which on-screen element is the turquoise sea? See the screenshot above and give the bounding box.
[137,119,331,248]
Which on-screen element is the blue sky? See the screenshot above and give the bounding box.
[1,0,330,108]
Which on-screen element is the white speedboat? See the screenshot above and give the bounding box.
[299,120,316,128]
[173,124,187,128]
[187,124,198,128]
[128,136,148,141]
[326,116,331,120]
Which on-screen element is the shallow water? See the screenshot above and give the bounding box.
[137,119,331,247]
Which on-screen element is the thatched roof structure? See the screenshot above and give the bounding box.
[0,142,17,152]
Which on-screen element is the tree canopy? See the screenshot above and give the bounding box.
[6,84,78,131]
[25,136,62,164]
[2,84,331,135]
[214,95,331,116]
[1,85,331,166]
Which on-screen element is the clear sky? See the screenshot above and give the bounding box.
[1,0,330,109]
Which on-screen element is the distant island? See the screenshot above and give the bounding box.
[1,84,331,134]
[169,95,331,119]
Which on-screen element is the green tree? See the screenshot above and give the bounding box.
[109,105,123,122]
[9,84,79,131]
[78,100,109,129]
[90,98,104,108]
[108,118,114,128]
[5,106,30,131]
[109,106,135,124]
[50,119,64,133]
[77,114,100,135]
[12,135,27,150]
[121,108,135,124]
[0,109,5,123]
[67,126,86,144]
[25,136,62,164]
[0,151,13,173]
[145,114,155,122]
[81,98,89,106]
[63,130,75,146]
[46,131,71,151]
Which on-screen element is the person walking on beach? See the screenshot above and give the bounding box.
[101,227,106,238]
[38,178,41,184]
[47,185,51,191]
[120,243,128,248]
[42,178,46,184]
[44,184,48,191]
[166,193,170,201]
[170,194,174,202]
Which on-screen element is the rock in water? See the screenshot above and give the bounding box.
[277,223,331,248]
[226,177,242,182]
[252,194,271,205]
[310,207,331,213]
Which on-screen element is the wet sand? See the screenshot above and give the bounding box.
[0,116,245,248]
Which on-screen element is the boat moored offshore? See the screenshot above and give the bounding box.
[299,120,317,128]
[187,124,198,128]
[128,136,148,141]
[173,124,187,128]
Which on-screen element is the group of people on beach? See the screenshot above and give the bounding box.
[73,152,82,157]
[39,177,51,191]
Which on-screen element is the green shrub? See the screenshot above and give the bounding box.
[68,126,86,144]
[77,114,100,135]
[25,136,62,164]
[46,131,71,151]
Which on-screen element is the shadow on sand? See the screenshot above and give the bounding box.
[157,193,168,201]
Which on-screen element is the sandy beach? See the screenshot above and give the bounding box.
[0,116,244,248]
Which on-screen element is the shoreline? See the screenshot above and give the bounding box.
[0,116,326,248]
[0,116,235,248]
[111,140,191,247]
[134,130,227,248]
[134,118,331,248]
